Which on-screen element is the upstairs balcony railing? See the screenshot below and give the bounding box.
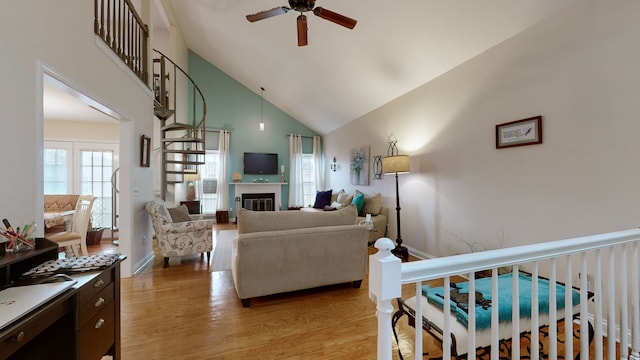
[370,229,640,360]
[94,0,149,84]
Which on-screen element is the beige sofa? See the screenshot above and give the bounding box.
[301,189,388,244]
[233,205,369,307]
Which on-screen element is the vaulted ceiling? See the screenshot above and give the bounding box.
[44,1,578,131]
[163,0,578,135]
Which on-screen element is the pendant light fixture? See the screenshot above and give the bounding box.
[259,86,265,131]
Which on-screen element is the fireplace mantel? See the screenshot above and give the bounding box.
[232,183,287,211]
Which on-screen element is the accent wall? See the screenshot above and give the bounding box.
[188,50,319,214]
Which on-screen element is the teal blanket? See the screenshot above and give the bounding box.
[422,273,580,330]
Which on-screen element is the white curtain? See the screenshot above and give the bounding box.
[313,136,323,191]
[288,134,304,207]
[216,130,230,211]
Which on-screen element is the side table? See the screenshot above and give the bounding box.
[180,200,201,214]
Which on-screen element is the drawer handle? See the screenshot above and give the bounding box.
[14,331,25,342]
[94,297,105,307]
[94,278,105,288]
[95,318,105,329]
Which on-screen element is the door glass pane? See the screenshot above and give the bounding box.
[43,148,68,194]
[80,150,113,228]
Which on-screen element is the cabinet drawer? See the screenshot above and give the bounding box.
[0,293,72,359]
[78,300,115,360]
[77,269,113,305]
[78,282,114,327]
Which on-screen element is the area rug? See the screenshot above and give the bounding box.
[210,230,237,272]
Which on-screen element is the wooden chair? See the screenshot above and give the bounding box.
[47,195,96,257]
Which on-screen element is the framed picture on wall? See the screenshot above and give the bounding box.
[350,145,370,185]
[140,135,151,167]
[496,116,542,149]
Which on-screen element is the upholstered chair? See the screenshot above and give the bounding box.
[145,199,213,267]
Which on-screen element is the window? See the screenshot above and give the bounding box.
[44,141,118,228]
[78,149,114,228]
[302,154,317,207]
[43,141,73,194]
[201,150,219,214]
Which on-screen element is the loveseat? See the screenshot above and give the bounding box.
[233,205,369,307]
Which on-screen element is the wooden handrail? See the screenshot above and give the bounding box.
[94,0,149,84]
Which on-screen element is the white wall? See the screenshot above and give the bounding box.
[45,120,119,142]
[325,1,640,258]
[0,1,155,277]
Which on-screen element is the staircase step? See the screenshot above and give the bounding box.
[163,149,206,155]
[166,160,205,165]
[162,137,205,143]
[162,122,197,131]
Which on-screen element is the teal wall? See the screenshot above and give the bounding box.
[188,50,319,215]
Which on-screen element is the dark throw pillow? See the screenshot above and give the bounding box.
[168,205,192,223]
[312,189,333,209]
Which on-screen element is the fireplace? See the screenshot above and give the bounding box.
[233,182,284,212]
[242,193,275,211]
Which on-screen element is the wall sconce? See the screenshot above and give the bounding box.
[372,155,383,179]
[330,157,337,172]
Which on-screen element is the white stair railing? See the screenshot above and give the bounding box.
[370,228,640,360]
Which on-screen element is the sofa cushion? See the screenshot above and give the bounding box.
[168,205,191,223]
[351,192,365,213]
[336,190,353,207]
[361,192,382,216]
[312,189,333,209]
[238,204,357,234]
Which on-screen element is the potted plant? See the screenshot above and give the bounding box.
[86,216,106,245]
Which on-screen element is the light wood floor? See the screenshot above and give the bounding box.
[89,225,609,360]
[89,224,422,359]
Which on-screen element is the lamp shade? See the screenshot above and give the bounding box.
[382,155,410,174]
[184,172,201,182]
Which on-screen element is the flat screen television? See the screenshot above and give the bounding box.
[244,152,278,175]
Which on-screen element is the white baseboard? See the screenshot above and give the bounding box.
[407,246,436,260]
[132,252,155,277]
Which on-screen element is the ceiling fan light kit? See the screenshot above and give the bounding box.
[246,0,357,47]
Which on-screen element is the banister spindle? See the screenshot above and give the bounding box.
[564,255,573,359]
[105,0,111,45]
[548,259,558,359]
[593,249,603,358]
[631,242,640,360]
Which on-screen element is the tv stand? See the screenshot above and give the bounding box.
[0,238,125,360]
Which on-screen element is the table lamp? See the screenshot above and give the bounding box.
[184,171,201,201]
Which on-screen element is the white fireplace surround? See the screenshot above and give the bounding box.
[233,183,286,211]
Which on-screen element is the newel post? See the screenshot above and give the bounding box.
[369,237,402,360]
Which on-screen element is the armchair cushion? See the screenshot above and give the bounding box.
[168,205,191,223]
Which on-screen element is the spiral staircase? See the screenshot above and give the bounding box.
[153,49,207,200]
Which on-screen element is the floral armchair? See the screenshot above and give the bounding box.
[145,199,213,267]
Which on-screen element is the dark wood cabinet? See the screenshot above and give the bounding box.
[0,239,124,360]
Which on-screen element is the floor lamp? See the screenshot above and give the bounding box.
[383,141,410,261]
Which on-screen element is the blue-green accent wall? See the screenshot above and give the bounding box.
[188,50,319,215]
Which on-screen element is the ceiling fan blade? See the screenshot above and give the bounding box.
[297,14,308,46]
[246,7,289,22]
[312,7,357,29]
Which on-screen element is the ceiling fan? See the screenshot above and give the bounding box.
[246,0,357,46]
